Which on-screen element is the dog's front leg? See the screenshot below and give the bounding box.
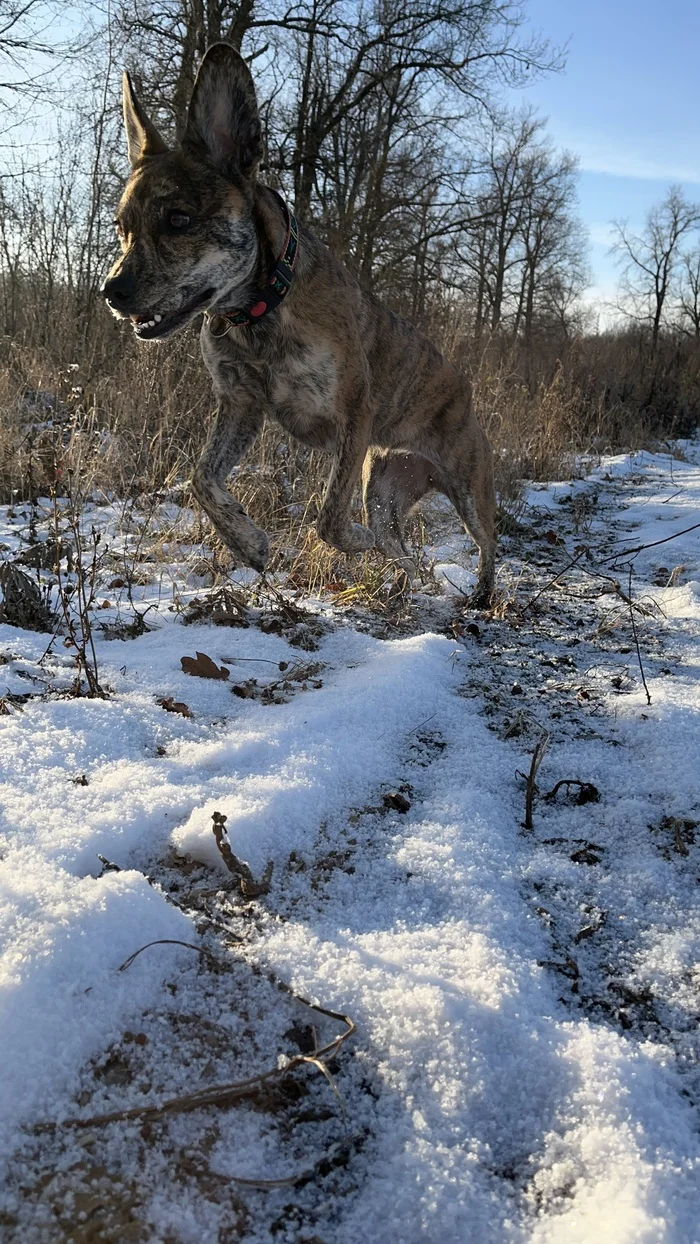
[316,369,375,555]
[192,400,269,571]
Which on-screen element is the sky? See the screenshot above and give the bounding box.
[5,1,700,318]
[513,0,700,315]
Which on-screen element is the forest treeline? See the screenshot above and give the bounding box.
[1,0,699,508]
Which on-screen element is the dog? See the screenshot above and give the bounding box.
[102,43,496,605]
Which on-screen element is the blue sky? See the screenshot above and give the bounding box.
[513,0,700,308]
[7,1,699,316]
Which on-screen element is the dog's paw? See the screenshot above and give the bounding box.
[344,523,375,553]
[223,522,269,572]
[318,520,375,555]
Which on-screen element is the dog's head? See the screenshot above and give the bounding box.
[102,44,262,340]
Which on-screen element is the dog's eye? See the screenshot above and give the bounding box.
[168,211,191,230]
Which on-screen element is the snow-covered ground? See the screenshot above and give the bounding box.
[1,445,699,1242]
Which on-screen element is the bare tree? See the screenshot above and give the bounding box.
[613,186,700,351]
[453,111,587,346]
[0,0,71,107]
[677,248,700,339]
[513,144,587,351]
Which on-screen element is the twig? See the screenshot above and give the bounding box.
[219,656,287,666]
[518,549,588,613]
[118,939,221,973]
[518,516,700,615]
[627,564,652,706]
[438,569,472,599]
[378,711,436,741]
[543,780,600,805]
[518,732,550,831]
[50,483,106,698]
[34,940,356,1144]
[601,520,700,565]
[258,573,307,622]
[212,810,273,896]
[225,1134,362,1188]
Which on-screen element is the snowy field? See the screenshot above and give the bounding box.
[1,445,699,1242]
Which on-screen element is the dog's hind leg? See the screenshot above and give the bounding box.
[362,449,436,569]
[316,370,375,555]
[192,400,269,571]
[439,439,497,608]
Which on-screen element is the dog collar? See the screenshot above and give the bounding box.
[209,191,299,332]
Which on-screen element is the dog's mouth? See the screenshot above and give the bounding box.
[130,288,216,340]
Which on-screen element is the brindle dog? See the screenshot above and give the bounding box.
[102,43,497,605]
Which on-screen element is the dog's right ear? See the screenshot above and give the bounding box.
[182,43,262,180]
[122,71,168,165]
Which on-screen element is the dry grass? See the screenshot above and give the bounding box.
[2,294,698,604]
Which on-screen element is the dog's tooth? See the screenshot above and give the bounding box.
[154,313,162,323]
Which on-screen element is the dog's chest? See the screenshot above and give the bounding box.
[270,341,338,450]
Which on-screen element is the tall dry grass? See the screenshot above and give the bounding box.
[1,279,699,594]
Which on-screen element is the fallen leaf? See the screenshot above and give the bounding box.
[181,651,230,680]
[232,680,257,699]
[383,792,411,814]
[157,696,193,718]
[570,845,602,866]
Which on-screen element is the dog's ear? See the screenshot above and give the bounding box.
[122,71,168,164]
[182,43,262,179]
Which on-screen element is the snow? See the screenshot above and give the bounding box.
[0,445,699,1241]
[0,863,190,1156]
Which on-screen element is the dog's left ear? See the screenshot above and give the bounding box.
[122,71,168,164]
[182,43,262,180]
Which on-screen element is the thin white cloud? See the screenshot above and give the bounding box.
[579,153,700,184]
[545,126,700,185]
[571,134,700,184]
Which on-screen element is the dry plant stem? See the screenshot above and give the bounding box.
[544,780,599,803]
[439,570,472,599]
[51,480,105,698]
[577,563,651,611]
[34,939,357,1171]
[117,939,221,973]
[627,564,652,706]
[212,810,273,896]
[258,573,306,622]
[602,520,700,564]
[519,529,683,618]
[521,732,550,831]
[519,549,588,613]
[225,1135,361,1189]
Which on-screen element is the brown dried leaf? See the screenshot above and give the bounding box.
[383,792,411,814]
[157,696,193,718]
[181,651,230,680]
[232,679,257,699]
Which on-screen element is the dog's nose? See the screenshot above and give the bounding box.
[101,272,136,308]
